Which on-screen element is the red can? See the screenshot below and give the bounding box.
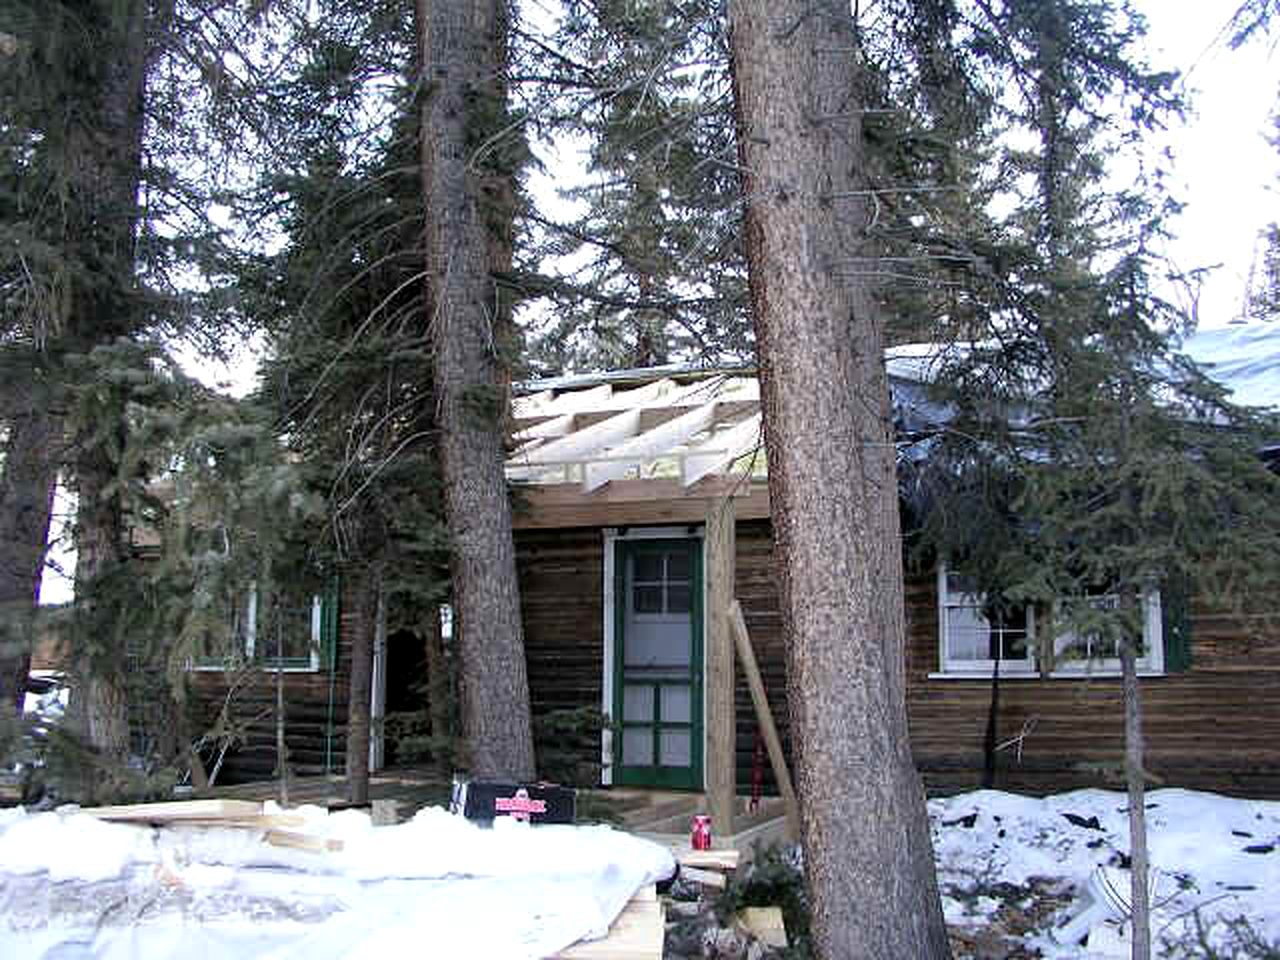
[691,814,712,850]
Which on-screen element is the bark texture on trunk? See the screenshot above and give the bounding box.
[418,0,535,781]
[727,3,950,957]
[346,565,380,805]
[61,0,154,760]
[1121,639,1151,960]
[0,398,61,715]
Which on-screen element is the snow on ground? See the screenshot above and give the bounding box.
[0,804,675,959]
[930,788,1280,957]
[0,788,1276,958]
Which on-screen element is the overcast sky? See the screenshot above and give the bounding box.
[1136,1,1279,328]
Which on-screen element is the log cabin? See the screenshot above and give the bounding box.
[185,329,1280,809]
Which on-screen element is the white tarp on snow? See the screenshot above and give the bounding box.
[0,804,675,960]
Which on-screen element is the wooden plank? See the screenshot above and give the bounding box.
[80,799,265,822]
[683,412,763,486]
[729,600,800,839]
[513,412,577,442]
[706,498,736,839]
[264,829,344,853]
[677,848,740,871]
[680,865,727,889]
[169,814,308,829]
[736,906,788,948]
[511,480,771,530]
[583,401,720,492]
[507,409,641,476]
[554,886,664,959]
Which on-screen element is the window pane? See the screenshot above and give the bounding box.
[666,550,690,580]
[947,605,990,661]
[623,727,653,766]
[633,585,663,614]
[623,685,653,722]
[667,583,691,613]
[660,730,691,767]
[624,620,692,669]
[661,685,691,723]
[261,592,315,661]
[633,553,663,583]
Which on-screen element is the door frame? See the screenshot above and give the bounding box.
[601,526,705,788]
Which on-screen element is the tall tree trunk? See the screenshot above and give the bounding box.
[73,430,131,757]
[347,564,380,805]
[417,0,536,781]
[727,3,950,957]
[1121,637,1151,960]
[62,0,154,759]
[0,394,61,716]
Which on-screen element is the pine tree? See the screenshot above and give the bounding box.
[418,0,537,780]
[905,5,1280,957]
[727,3,951,955]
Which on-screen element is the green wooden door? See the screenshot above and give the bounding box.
[613,538,703,789]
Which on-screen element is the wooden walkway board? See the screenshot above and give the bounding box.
[79,799,265,823]
[554,886,664,960]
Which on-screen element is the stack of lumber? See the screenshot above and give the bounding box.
[79,798,343,852]
[674,846,739,890]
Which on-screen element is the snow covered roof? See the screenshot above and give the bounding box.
[1181,322,1280,411]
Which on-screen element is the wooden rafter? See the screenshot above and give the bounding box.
[582,401,720,492]
[682,412,764,486]
[506,408,642,481]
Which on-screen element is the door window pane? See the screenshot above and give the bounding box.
[661,685,691,723]
[634,553,663,582]
[666,550,690,580]
[660,730,691,767]
[623,685,653,722]
[667,583,691,613]
[633,584,663,614]
[623,727,653,766]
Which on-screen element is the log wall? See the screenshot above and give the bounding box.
[193,518,1279,799]
[904,572,1280,798]
[187,578,357,785]
[517,520,1280,800]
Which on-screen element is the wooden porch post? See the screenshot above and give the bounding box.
[705,496,736,837]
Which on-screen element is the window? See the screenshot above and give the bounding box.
[937,566,1036,675]
[191,580,338,673]
[1051,586,1163,676]
[191,590,256,669]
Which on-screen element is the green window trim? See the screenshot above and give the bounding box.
[1161,573,1193,673]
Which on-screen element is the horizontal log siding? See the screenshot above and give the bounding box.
[517,527,607,780]
[187,578,356,785]
[905,572,1280,798]
[733,520,791,796]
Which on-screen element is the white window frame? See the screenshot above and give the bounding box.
[1049,586,1164,677]
[935,564,1038,677]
